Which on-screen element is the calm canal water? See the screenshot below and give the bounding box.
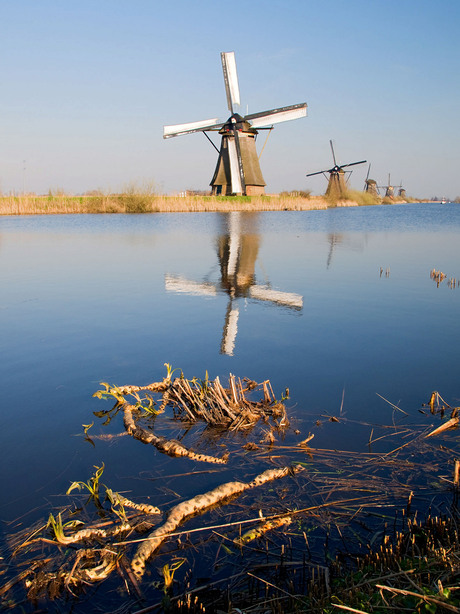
[0,203,459,608]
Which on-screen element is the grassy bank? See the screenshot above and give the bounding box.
[0,191,390,215]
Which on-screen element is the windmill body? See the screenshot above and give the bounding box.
[363,164,379,196]
[365,179,379,196]
[164,52,307,196]
[378,174,398,198]
[325,169,347,199]
[397,181,406,198]
[210,116,266,195]
[306,140,366,198]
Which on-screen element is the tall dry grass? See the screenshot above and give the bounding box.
[0,190,387,216]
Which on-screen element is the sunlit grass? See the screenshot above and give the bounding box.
[0,191,337,215]
[0,188,415,215]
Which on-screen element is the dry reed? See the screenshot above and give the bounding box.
[0,193,361,215]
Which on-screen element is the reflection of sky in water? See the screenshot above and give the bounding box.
[0,205,459,521]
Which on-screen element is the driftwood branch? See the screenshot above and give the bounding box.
[131,465,301,579]
[123,403,228,464]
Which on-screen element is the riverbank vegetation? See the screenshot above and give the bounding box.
[0,366,458,613]
[0,188,412,215]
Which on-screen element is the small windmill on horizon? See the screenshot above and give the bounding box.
[163,52,307,196]
[306,140,366,198]
[363,164,379,196]
[379,174,401,199]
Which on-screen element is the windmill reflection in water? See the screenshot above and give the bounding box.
[165,213,303,355]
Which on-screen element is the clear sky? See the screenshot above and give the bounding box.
[1,0,459,199]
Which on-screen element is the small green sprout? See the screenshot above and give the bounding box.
[161,558,186,592]
[67,463,106,506]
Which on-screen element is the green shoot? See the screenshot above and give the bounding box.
[162,558,186,592]
[47,513,84,542]
[131,391,161,415]
[83,422,93,435]
[93,382,125,404]
[105,488,128,522]
[67,463,106,506]
[164,363,182,381]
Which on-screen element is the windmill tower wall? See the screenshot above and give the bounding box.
[211,131,266,196]
[326,171,347,198]
[385,186,394,198]
[365,179,378,196]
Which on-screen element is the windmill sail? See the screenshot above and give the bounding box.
[228,137,244,194]
[221,51,240,113]
[246,103,307,128]
[163,118,223,139]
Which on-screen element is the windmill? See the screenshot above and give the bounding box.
[163,52,307,196]
[397,180,406,199]
[165,212,303,356]
[363,164,379,196]
[306,140,366,198]
[379,174,398,199]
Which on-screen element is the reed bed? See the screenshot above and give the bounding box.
[0,192,364,215]
[1,378,458,612]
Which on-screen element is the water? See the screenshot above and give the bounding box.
[1,203,459,608]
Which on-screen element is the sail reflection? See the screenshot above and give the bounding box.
[165,212,303,355]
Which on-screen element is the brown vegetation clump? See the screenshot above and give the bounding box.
[93,367,289,464]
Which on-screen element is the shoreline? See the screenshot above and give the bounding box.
[0,193,410,215]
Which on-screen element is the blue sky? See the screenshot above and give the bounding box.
[1,0,459,198]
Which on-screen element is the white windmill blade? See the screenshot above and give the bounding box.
[245,103,307,128]
[165,274,217,297]
[163,118,223,139]
[227,137,243,194]
[221,51,240,113]
[249,285,303,309]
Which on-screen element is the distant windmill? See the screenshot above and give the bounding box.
[164,52,307,196]
[379,174,397,198]
[363,164,379,196]
[165,213,303,356]
[306,140,366,198]
[398,181,406,198]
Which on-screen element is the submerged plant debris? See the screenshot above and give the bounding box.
[92,365,289,464]
[0,375,459,613]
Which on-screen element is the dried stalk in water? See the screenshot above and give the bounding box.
[53,521,132,546]
[131,465,301,579]
[425,416,459,438]
[107,490,161,515]
[233,515,292,546]
[123,403,228,464]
